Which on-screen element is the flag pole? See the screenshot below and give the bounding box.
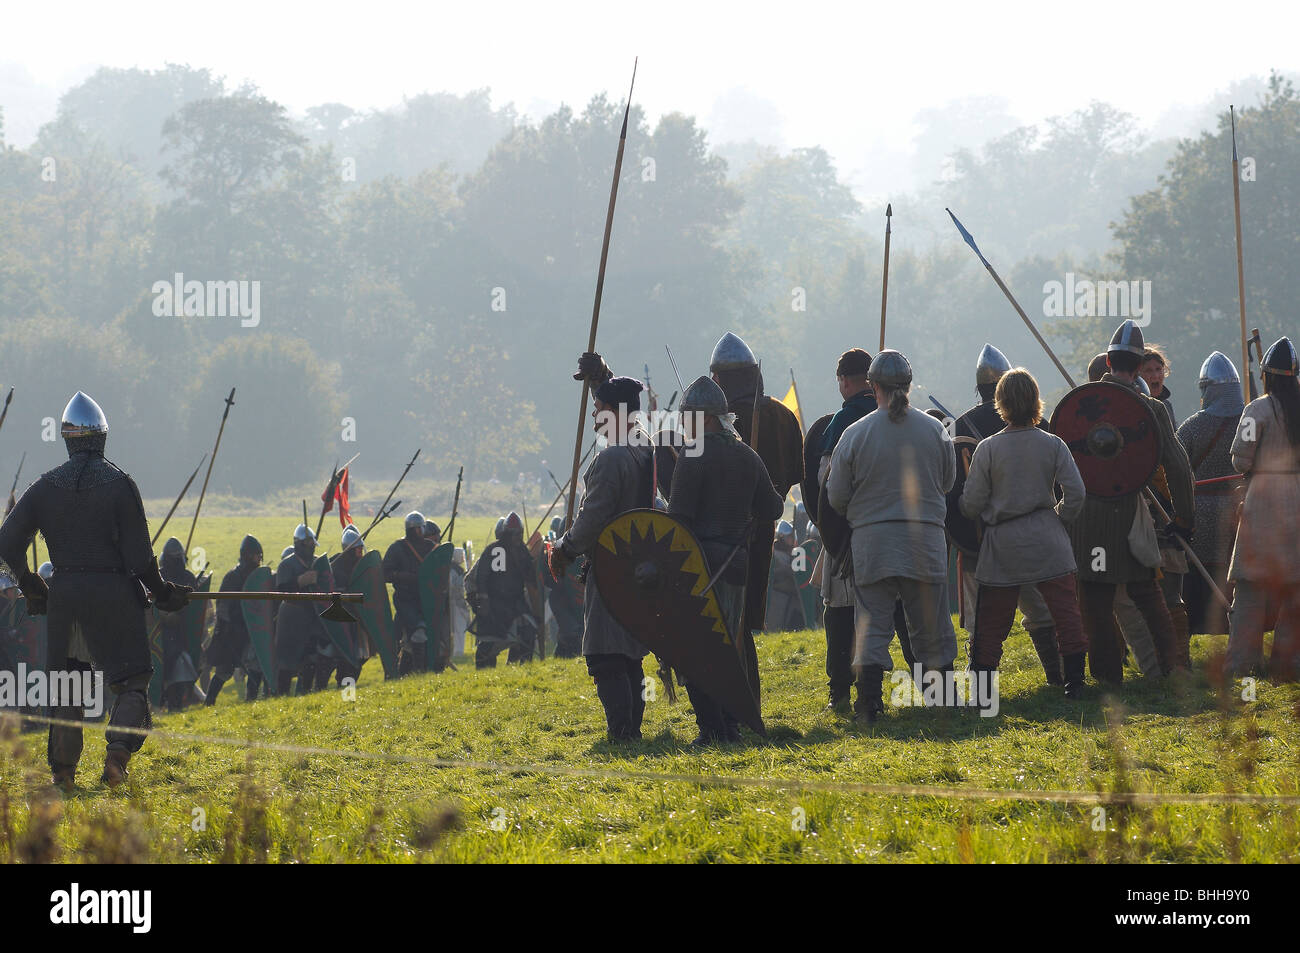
[565,59,637,532]
[789,367,806,437]
[879,203,892,352]
[1230,106,1251,406]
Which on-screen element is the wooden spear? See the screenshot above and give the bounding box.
[152,453,207,545]
[1230,106,1251,407]
[565,59,638,532]
[184,387,235,555]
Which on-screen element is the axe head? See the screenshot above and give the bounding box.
[319,595,358,623]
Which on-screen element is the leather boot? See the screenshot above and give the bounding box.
[101,747,131,788]
[1168,605,1192,671]
[1028,627,1064,685]
[205,675,226,706]
[853,665,885,724]
[1063,652,1087,700]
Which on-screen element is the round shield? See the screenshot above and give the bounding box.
[801,413,834,523]
[1049,381,1160,498]
[946,436,983,552]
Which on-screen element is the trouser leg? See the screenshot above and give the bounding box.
[1112,585,1160,675]
[1079,581,1125,684]
[1019,583,1063,684]
[686,681,726,741]
[1269,587,1300,681]
[1226,581,1268,676]
[895,577,958,671]
[1160,570,1191,669]
[1128,577,1180,674]
[969,584,1020,670]
[824,605,855,702]
[48,657,93,778]
[626,657,646,737]
[852,579,902,671]
[586,654,634,740]
[245,671,262,701]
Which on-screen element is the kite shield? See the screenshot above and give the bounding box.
[349,550,398,678]
[793,535,822,629]
[9,597,47,673]
[312,554,359,669]
[418,542,453,671]
[592,508,763,734]
[1050,381,1160,498]
[240,566,277,686]
[181,572,211,670]
[146,608,165,706]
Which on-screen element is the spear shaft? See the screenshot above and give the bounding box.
[533,439,597,541]
[365,449,420,535]
[1230,106,1251,406]
[566,59,637,532]
[151,453,207,545]
[445,466,464,544]
[0,387,12,439]
[185,387,235,555]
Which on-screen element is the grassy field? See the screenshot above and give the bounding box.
[2,511,1297,863]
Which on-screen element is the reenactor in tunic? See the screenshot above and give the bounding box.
[708,332,803,703]
[0,392,191,788]
[827,351,959,722]
[545,515,585,658]
[158,536,199,710]
[274,524,329,695]
[551,373,654,741]
[205,534,263,705]
[471,512,539,667]
[1068,321,1194,685]
[1225,337,1300,679]
[383,511,435,675]
[1177,352,1245,633]
[668,375,784,744]
[947,344,1065,683]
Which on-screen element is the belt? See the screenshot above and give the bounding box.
[52,566,129,575]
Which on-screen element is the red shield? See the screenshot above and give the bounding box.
[1049,381,1160,498]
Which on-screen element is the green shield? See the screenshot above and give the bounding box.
[349,550,398,679]
[794,537,822,630]
[182,572,212,667]
[418,543,453,671]
[9,597,47,673]
[146,607,165,706]
[241,566,277,687]
[313,554,359,669]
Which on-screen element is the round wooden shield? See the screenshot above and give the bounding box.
[1049,381,1160,498]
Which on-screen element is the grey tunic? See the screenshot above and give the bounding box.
[958,427,1084,586]
[826,406,955,585]
[1228,395,1300,584]
[556,442,653,659]
[1176,385,1244,569]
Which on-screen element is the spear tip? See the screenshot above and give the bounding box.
[886,202,892,217]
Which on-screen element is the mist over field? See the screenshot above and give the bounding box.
[2,7,1298,510]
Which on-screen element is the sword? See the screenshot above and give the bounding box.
[700,519,755,599]
[927,395,984,441]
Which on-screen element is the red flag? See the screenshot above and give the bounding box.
[335,468,351,528]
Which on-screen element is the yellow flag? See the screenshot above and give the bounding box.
[780,383,802,432]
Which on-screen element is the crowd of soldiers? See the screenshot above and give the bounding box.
[2,318,1298,785]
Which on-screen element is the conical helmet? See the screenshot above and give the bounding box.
[709,331,757,372]
[293,523,316,544]
[975,344,1012,387]
[239,534,263,559]
[1198,351,1240,387]
[1107,319,1145,357]
[404,510,425,531]
[1263,337,1299,377]
[341,524,363,551]
[502,511,524,536]
[680,375,729,416]
[162,536,185,559]
[61,392,108,438]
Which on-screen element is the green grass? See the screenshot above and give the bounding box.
[3,551,1298,862]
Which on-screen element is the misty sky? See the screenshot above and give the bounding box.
[3,0,1298,199]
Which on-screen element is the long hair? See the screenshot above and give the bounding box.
[1263,373,1300,448]
[880,384,910,422]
